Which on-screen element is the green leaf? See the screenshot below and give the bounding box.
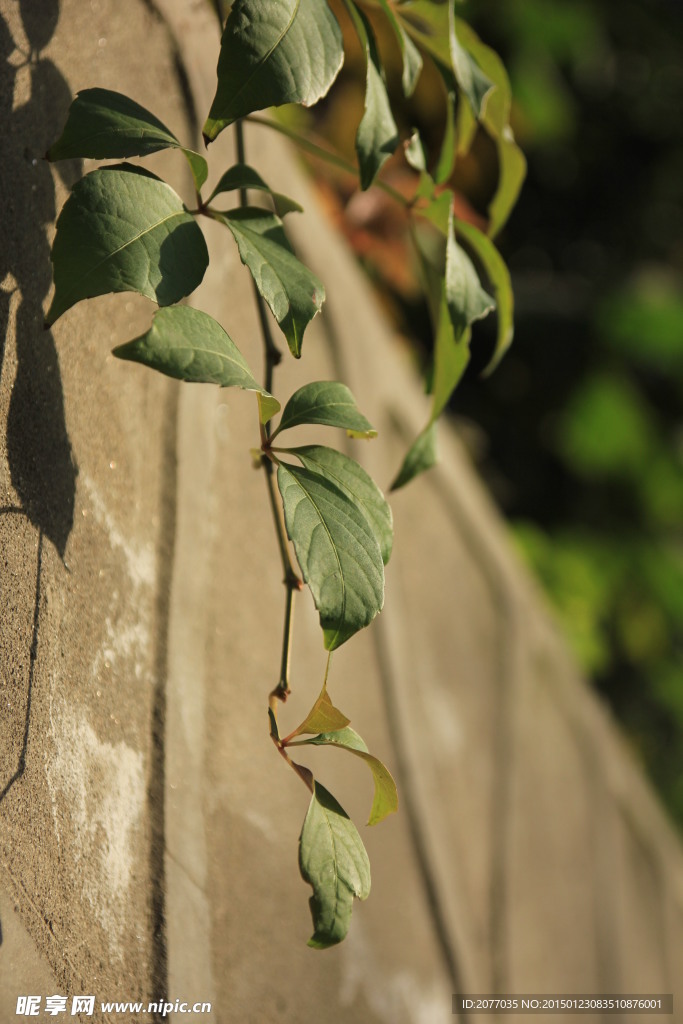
[376,0,423,97]
[275,382,375,438]
[398,1,491,117]
[418,187,453,236]
[344,0,399,191]
[434,88,456,185]
[299,781,370,948]
[405,129,428,173]
[397,1,451,68]
[309,726,369,753]
[397,5,521,232]
[222,207,324,358]
[416,195,495,346]
[184,152,210,194]
[445,208,495,339]
[112,306,279,423]
[47,87,208,192]
[304,728,398,826]
[277,463,384,649]
[431,286,471,422]
[454,218,514,373]
[456,89,478,156]
[46,165,208,326]
[288,682,351,738]
[203,0,344,142]
[390,421,438,491]
[448,4,493,119]
[207,163,303,217]
[455,18,526,235]
[274,381,377,439]
[289,445,393,564]
[487,126,526,238]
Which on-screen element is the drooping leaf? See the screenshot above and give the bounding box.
[416,194,495,343]
[310,726,369,753]
[445,209,495,339]
[448,3,493,119]
[277,463,384,649]
[456,89,478,157]
[299,781,371,948]
[288,682,351,739]
[221,207,324,358]
[398,3,521,230]
[207,163,303,217]
[418,187,453,236]
[304,728,398,825]
[289,445,393,564]
[396,0,451,68]
[274,381,377,439]
[47,87,208,192]
[405,129,428,173]
[46,164,208,326]
[203,0,344,142]
[376,0,423,97]
[112,306,279,422]
[434,88,456,185]
[431,286,471,422]
[455,218,514,373]
[344,0,399,191]
[455,18,526,235]
[390,421,438,491]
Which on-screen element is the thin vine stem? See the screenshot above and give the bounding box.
[234,117,301,707]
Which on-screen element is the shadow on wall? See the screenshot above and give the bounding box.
[0,0,76,813]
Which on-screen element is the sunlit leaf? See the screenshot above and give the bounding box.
[207,163,303,217]
[445,209,495,339]
[390,421,438,491]
[46,165,208,326]
[431,286,471,421]
[274,381,377,438]
[221,207,324,358]
[289,445,393,564]
[456,89,478,156]
[434,89,456,185]
[47,87,208,192]
[397,1,451,68]
[288,682,350,738]
[277,463,384,649]
[299,782,370,948]
[203,0,344,141]
[397,1,492,117]
[448,4,493,119]
[455,18,527,235]
[344,0,399,190]
[455,217,514,373]
[417,187,453,236]
[303,728,398,825]
[376,0,423,96]
[405,128,428,172]
[112,306,279,422]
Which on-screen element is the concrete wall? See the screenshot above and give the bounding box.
[1,2,682,1022]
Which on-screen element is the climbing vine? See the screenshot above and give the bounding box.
[45,0,523,947]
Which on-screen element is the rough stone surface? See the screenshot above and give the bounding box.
[1,1,682,1022]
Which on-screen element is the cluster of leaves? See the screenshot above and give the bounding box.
[45,0,521,945]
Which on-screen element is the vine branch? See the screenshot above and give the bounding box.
[234,118,301,706]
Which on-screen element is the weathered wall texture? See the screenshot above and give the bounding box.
[1,2,682,1022]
